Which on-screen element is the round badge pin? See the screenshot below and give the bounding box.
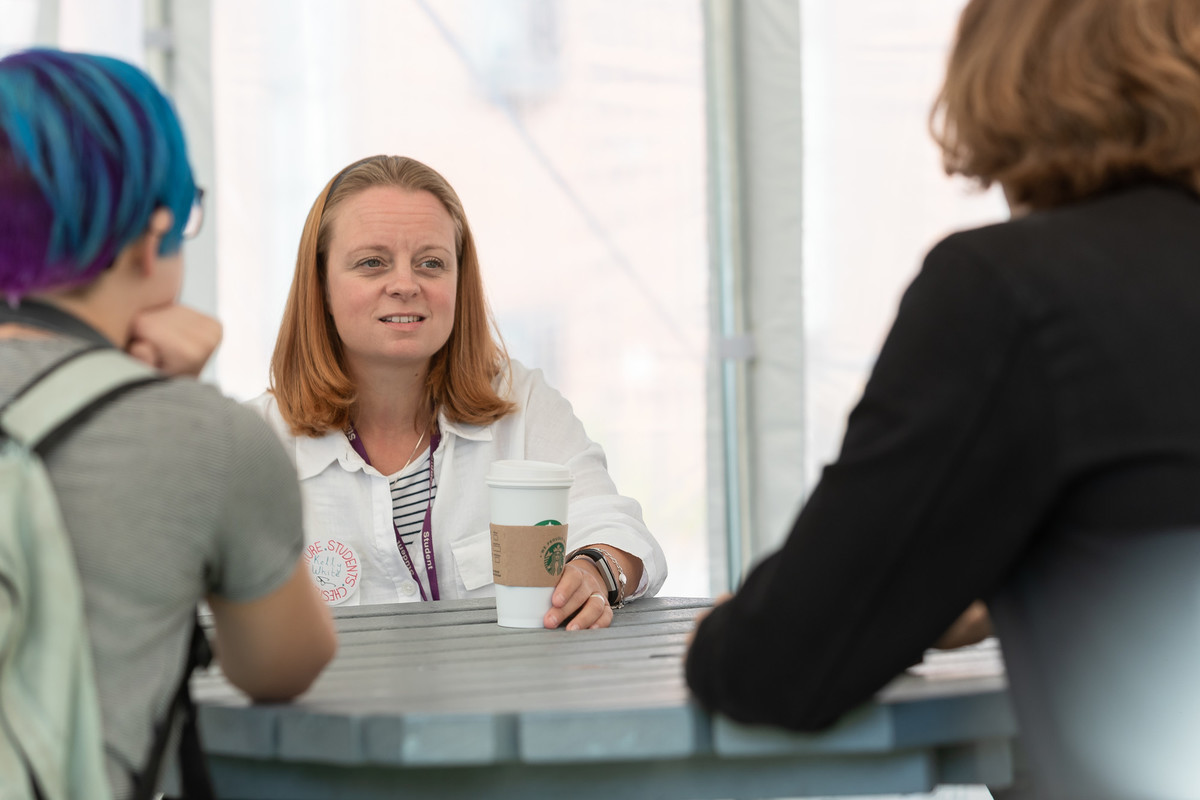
[303,538,361,605]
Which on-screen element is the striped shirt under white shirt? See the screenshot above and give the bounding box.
[389,447,437,564]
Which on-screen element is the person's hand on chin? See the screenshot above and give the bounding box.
[127,304,223,377]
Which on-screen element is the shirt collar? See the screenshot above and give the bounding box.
[0,299,113,348]
[291,408,494,480]
[437,412,493,443]
[293,428,356,480]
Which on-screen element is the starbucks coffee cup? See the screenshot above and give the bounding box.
[486,460,573,628]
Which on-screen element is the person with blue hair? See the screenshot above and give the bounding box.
[0,48,336,799]
[0,47,214,371]
[0,49,193,299]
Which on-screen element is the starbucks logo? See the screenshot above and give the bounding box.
[543,541,565,576]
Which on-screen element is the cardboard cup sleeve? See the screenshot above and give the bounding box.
[490,523,568,587]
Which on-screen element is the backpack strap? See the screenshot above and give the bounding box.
[0,347,160,451]
[132,617,215,800]
[3,347,216,799]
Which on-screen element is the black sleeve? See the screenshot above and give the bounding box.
[686,236,1060,730]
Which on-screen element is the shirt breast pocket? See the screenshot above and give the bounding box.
[449,528,494,592]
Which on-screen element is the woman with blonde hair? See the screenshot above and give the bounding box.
[252,155,666,629]
[687,0,1200,795]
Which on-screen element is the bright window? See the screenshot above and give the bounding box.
[800,0,1007,487]
[0,1,37,55]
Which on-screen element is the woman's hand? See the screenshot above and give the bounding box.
[934,600,992,649]
[544,557,613,630]
[127,304,223,377]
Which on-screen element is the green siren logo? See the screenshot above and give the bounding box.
[536,520,565,576]
[542,540,565,576]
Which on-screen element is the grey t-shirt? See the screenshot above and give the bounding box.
[0,337,303,798]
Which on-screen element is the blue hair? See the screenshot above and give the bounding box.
[0,48,194,300]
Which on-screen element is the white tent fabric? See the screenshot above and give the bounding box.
[6,0,1007,604]
[704,0,806,591]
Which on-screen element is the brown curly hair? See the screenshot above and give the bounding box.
[931,0,1200,209]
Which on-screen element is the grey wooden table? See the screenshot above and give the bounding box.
[191,597,1017,799]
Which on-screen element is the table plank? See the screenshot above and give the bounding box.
[363,712,517,766]
[518,704,706,762]
[194,597,1016,797]
[205,749,943,800]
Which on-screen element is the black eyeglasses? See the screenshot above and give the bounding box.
[183,187,205,239]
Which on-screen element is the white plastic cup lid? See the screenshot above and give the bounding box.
[486,460,574,488]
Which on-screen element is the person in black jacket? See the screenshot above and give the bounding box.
[686,1,1200,796]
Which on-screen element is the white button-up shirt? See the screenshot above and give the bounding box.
[247,360,667,606]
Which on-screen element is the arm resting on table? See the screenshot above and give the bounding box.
[207,558,337,702]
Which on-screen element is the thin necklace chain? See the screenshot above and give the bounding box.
[401,422,429,471]
[351,409,432,474]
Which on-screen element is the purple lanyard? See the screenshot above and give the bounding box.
[346,425,441,601]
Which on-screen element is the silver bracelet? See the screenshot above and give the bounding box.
[589,546,628,609]
[567,546,629,609]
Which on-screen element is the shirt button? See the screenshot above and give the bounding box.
[400,582,418,597]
